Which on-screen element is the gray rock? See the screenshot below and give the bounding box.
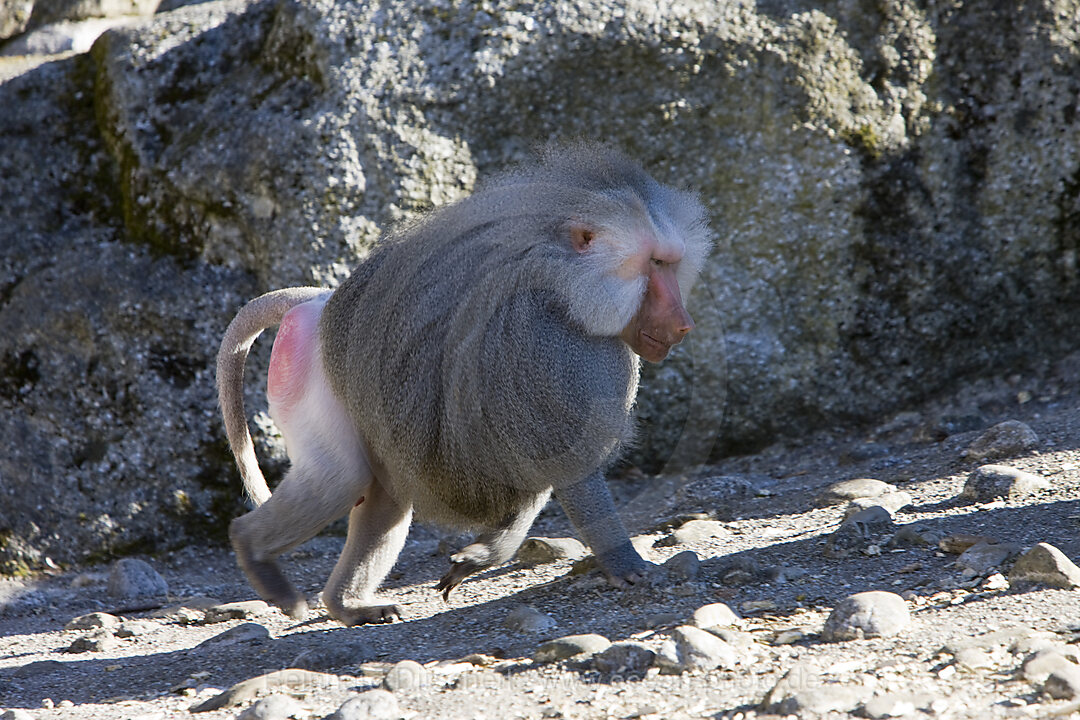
[516,537,588,566]
[291,638,370,671]
[11,660,65,678]
[237,694,304,720]
[860,693,938,719]
[190,669,338,712]
[382,660,428,693]
[534,634,611,663]
[663,550,701,580]
[593,642,656,675]
[817,478,893,506]
[690,602,740,630]
[960,464,1051,502]
[65,628,117,653]
[761,664,871,714]
[114,620,159,638]
[1021,650,1078,684]
[844,491,913,518]
[655,519,729,547]
[329,690,400,720]
[825,506,895,558]
[821,591,910,641]
[502,605,557,633]
[64,611,119,631]
[1,710,36,720]
[963,421,1039,461]
[657,625,738,673]
[1009,543,1080,589]
[194,622,270,650]
[203,600,270,623]
[1044,665,1080,700]
[955,541,1022,575]
[106,558,167,599]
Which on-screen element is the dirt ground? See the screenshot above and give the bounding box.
[2,359,1080,720]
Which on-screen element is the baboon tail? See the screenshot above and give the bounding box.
[216,286,329,506]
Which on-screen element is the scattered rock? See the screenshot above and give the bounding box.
[534,634,611,663]
[960,465,1050,502]
[663,550,700,580]
[1009,543,1080,589]
[656,625,738,673]
[644,613,681,629]
[953,646,999,670]
[956,542,1022,575]
[593,642,656,675]
[821,591,910,641]
[860,692,939,719]
[65,628,117,653]
[194,622,270,650]
[690,602,740,630]
[502,605,556,633]
[516,537,588,566]
[963,421,1039,461]
[114,620,159,638]
[64,612,119,631]
[11,660,66,678]
[329,690,400,720]
[825,506,895,558]
[190,669,339,712]
[844,490,913,518]
[1044,665,1080,700]
[764,565,807,583]
[106,558,168,599]
[236,694,305,720]
[383,660,428,692]
[1022,650,1080,684]
[655,519,729,547]
[148,596,221,621]
[740,599,778,615]
[761,664,870,714]
[291,638,370,671]
[203,600,270,623]
[889,525,941,548]
[939,534,998,554]
[816,478,893,506]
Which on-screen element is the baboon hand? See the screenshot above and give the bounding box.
[435,542,494,601]
[597,545,654,589]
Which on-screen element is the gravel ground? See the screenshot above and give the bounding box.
[2,363,1079,720]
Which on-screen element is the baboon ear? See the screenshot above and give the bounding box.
[569,223,595,253]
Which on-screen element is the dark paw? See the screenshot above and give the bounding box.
[597,547,653,589]
[435,544,492,601]
[329,603,402,626]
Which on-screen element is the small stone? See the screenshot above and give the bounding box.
[861,693,936,719]
[691,602,740,629]
[107,558,168,599]
[148,596,221,619]
[237,694,304,720]
[956,541,1022,575]
[982,572,1009,591]
[291,638,370,671]
[66,628,117,653]
[821,591,910,641]
[1044,665,1080,700]
[816,478,892,506]
[534,634,611,662]
[194,622,270,650]
[954,646,997,670]
[889,525,940,547]
[655,519,729,546]
[644,612,680,628]
[190,670,338,712]
[844,491,913,518]
[761,664,870,714]
[773,629,807,645]
[939,534,997,554]
[12,660,66,678]
[764,565,807,583]
[663,550,700,580]
[657,625,738,673]
[963,421,1039,461]
[65,612,120,631]
[960,464,1050,502]
[203,600,270,623]
[825,506,895,558]
[516,537,588,566]
[1009,543,1080,589]
[740,599,777,614]
[328,690,400,720]
[503,605,556,633]
[114,620,159,638]
[383,660,428,692]
[593,642,656,675]
[1022,650,1080,684]
[1,709,36,720]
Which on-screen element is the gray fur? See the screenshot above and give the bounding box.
[220,144,711,622]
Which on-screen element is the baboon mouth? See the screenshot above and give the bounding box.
[640,332,672,351]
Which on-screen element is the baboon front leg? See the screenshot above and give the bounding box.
[322,478,413,626]
[435,489,552,600]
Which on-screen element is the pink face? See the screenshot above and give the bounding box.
[571,224,695,363]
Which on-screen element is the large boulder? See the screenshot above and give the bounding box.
[1,0,1079,568]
